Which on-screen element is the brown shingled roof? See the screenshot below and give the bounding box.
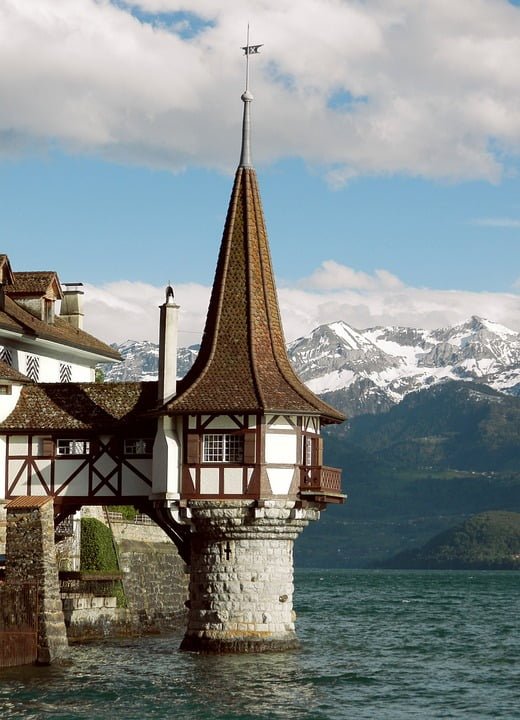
[0,294,120,361]
[164,167,344,424]
[0,382,157,433]
[5,271,63,299]
[0,359,31,383]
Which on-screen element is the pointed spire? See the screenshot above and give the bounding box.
[162,37,344,424]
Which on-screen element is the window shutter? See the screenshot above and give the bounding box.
[186,434,200,464]
[317,437,323,466]
[244,433,255,464]
[42,438,54,456]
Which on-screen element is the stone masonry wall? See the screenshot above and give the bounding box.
[181,500,320,653]
[5,498,69,664]
[115,537,189,632]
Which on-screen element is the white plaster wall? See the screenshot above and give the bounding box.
[0,438,6,501]
[8,435,29,456]
[204,415,244,430]
[122,459,153,495]
[266,415,296,430]
[266,468,294,495]
[265,433,297,465]
[0,385,22,422]
[152,416,181,496]
[200,467,219,494]
[223,467,243,494]
[30,460,52,495]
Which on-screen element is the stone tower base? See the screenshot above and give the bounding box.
[180,499,319,653]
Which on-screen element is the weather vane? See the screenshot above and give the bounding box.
[241,24,263,93]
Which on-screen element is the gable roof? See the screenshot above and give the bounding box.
[0,381,157,433]
[0,294,120,361]
[6,271,63,299]
[163,166,344,423]
[0,255,14,285]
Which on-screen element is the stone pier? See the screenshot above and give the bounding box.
[180,500,320,653]
[5,497,69,664]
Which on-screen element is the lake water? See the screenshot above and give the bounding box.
[1,570,518,719]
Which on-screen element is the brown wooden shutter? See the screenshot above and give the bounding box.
[244,433,255,464]
[186,434,200,464]
[316,437,323,466]
[42,438,54,456]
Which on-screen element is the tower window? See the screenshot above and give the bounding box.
[203,434,244,463]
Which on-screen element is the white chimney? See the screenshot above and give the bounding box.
[157,285,179,404]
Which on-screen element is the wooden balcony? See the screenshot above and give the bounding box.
[299,465,345,503]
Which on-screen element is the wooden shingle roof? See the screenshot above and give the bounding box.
[6,271,63,299]
[0,294,120,361]
[0,381,157,433]
[164,167,344,423]
[0,360,31,383]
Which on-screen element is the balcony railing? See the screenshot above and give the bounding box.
[299,465,343,495]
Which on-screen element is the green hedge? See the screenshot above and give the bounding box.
[80,517,126,607]
[80,517,119,573]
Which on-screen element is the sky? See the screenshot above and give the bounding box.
[1,0,520,346]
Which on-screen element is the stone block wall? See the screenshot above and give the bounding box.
[5,497,69,664]
[116,538,188,632]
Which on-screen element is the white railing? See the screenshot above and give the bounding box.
[105,511,154,525]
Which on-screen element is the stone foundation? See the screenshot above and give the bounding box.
[180,500,319,653]
[5,497,69,664]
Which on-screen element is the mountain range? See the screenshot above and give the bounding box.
[101,316,520,418]
[99,316,520,566]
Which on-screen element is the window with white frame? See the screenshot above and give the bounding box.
[203,434,244,463]
[124,438,153,455]
[57,439,90,455]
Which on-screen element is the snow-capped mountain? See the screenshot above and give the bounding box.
[102,341,199,383]
[289,316,520,414]
[100,316,520,416]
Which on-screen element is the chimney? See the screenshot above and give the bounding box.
[60,283,84,330]
[158,285,179,404]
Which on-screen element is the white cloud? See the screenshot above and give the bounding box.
[83,263,520,347]
[2,0,520,181]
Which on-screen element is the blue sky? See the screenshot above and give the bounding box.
[1,1,520,344]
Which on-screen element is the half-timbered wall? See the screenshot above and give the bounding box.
[4,434,153,502]
[181,413,322,499]
[183,414,258,498]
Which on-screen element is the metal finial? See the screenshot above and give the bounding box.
[239,25,262,169]
[165,284,175,303]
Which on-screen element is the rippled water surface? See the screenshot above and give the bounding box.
[1,570,519,719]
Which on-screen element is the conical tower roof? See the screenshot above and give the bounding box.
[165,51,344,424]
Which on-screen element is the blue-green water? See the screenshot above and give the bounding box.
[1,570,519,719]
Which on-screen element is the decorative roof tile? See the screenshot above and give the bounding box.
[164,167,345,423]
[0,360,31,383]
[0,382,157,433]
[0,294,120,361]
[6,271,62,298]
